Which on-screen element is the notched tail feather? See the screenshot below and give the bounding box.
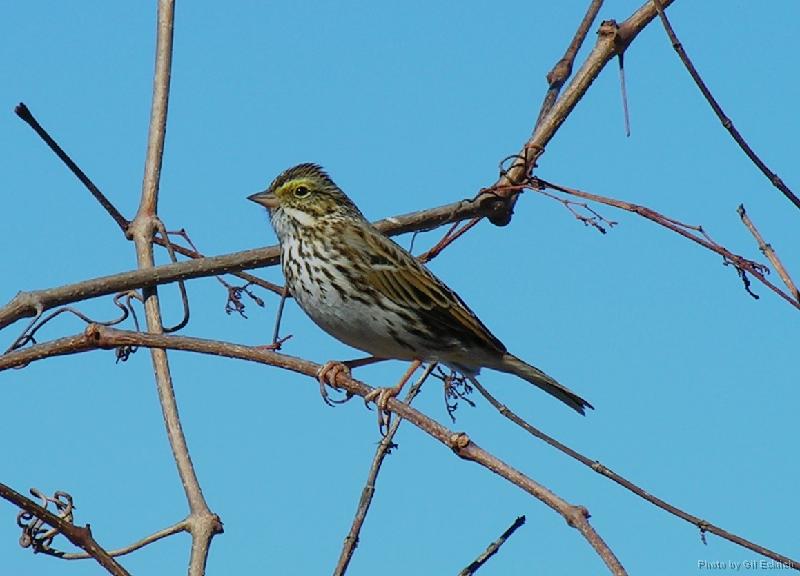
[497,353,593,415]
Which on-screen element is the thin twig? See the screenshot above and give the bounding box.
[14,103,130,231]
[651,0,799,211]
[468,379,799,571]
[538,189,617,233]
[154,219,190,333]
[617,53,630,136]
[737,205,798,302]
[458,515,526,576]
[417,217,482,264]
[5,294,134,354]
[56,521,187,560]
[535,0,604,128]
[162,229,283,297]
[0,482,130,576]
[534,178,800,311]
[333,362,434,576]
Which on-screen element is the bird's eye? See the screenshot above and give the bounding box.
[294,185,310,198]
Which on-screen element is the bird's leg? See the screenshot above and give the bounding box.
[317,356,386,406]
[365,360,421,431]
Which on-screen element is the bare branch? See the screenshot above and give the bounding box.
[14,103,130,232]
[737,205,798,302]
[58,521,187,561]
[617,53,630,136]
[538,189,617,233]
[651,0,799,210]
[334,362,434,576]
[458,515,526,576]
[535,0,605,127]
[417,217,482,264]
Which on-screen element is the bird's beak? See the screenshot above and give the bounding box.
[247,190,279,209]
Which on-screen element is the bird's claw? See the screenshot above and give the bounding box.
[317,361,353,406]
[364,386,403,433]
[363,386,401,411]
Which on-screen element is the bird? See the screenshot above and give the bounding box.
[248,163,592,415]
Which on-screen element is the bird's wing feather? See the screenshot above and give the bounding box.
[342,223,506,354]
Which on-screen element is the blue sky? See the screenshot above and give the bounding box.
[2,2,798,574]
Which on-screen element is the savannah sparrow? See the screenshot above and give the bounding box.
[248,163,592,414]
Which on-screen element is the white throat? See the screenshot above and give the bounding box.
[282,206,316,227]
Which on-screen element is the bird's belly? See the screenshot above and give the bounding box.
[291,282,420,360]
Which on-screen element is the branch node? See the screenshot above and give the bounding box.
[564,505,591,529]
[590,460,607,474]
[449,432,471,452]
[85,323,102,341]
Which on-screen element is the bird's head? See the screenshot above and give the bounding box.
[248,163,364,225]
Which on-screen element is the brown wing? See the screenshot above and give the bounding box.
[341,223,507,354]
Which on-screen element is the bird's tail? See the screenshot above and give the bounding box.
[492,353,593,415]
